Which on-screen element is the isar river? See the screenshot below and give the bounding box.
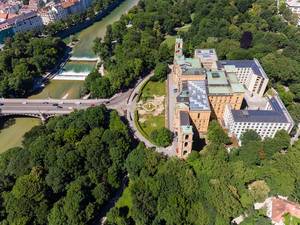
[0,0,139,152]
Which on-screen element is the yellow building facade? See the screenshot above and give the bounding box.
[172,38,245,159]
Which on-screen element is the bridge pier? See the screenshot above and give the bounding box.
[39,113,47,123]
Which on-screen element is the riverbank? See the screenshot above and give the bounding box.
[0,118,40,153]
[0,0,140,156]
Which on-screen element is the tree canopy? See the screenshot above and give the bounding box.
[0,106,135,225]
[0,32,66,97]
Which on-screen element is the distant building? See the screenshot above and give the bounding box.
[286,0,300,26]
[61,0,82,15]
[9,11,43,33]
[0,22,14,43]
[39,4,68,25]
[254,197,300,225]
[0,11,43,43]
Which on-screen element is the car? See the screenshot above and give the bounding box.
[53,103,58,106]
[173,88,178,93]
[56,105,63,108]
[22,101,27,105]
[42,102,49,104]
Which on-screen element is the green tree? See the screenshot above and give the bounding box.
[151,62,170,82]
[207,120,231,145]
[240,130,261,146]
[150,128,173,147]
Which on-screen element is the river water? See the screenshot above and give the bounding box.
[0,0,139,153]
[51,0,140,82]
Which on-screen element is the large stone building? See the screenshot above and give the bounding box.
[171,38,293,159]
[207,70,245,120]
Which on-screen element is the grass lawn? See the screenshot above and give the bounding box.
[30,80,84,99]
[115,185,133,210]
[140,80,166,100]
[140,114,165,138]
[0,118,40,153]
[284,214,300,225]
[177,24,191,33]
[136,80,166,144]
[162,35,176,48]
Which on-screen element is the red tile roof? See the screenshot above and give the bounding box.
[272,197,300,223]
[0,13,8,20]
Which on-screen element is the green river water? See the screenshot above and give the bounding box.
[0,0,139,153]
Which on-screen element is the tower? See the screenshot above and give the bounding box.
[175,37,183,58]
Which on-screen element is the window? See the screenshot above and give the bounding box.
[185,135,189,140]
[184,142,188,147]
[183,150,188,155]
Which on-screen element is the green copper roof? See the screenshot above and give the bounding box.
[181,125,193,134]
[207,71,228,85]
[207,70,245,95]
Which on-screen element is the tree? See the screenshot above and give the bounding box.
[150,128,173,147]
[240,130,261,146]
[240,31,253,49]
[207,120,231,145]
[151,62,170,82]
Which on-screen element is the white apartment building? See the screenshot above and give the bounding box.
[224,95,294,141]
[218,59,269,97]
[39,5,68,25]
[9,11,43,33]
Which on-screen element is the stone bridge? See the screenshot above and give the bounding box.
[0,98,109,121]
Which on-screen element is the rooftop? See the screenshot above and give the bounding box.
[207,70,245,95]
[231,97,289,123]
[179,111,193,134]
[194,49,218,61]
[272,197,300,223]
[187,80,210,111]
[180,111,190,126]
[218,59,268,79]
[176,57,206,76]
[207,71,228,85]
[286,0,300,7]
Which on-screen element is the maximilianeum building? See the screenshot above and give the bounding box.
[172,38,294,159]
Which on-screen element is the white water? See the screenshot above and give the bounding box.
[59,70,90,76]
[53,75,87,80]
[69,56,99,61]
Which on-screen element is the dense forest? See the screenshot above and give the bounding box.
[0,32,66,97]
[87,0,188,97]
[0,106,135,224]
[90,0,300,126]
[107,123,300,225]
